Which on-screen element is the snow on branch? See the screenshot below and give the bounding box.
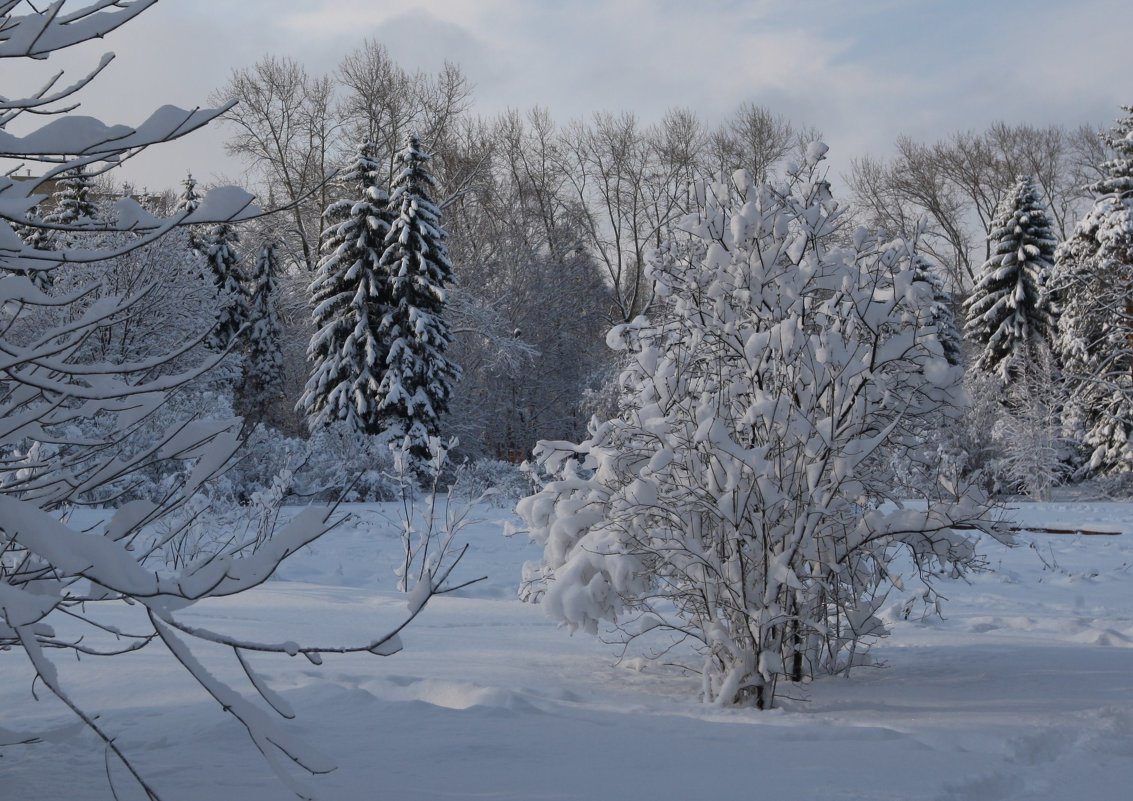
[0,0,159,59]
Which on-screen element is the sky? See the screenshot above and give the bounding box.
[9,0,1133,193]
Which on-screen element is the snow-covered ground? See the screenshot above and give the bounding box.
[3,499,1132,801]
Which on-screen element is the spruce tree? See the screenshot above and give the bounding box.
[176,171,203,253]
[203,221,248,350]
[912,253,963,366]
[963,175,1057,381]
[14,165,100,290]
[13,207,54,290]
[376,133,460,458]
[241,242,284,424]
[43,163,99,229]
[297,142,394,434]
[1051,106,1133,475]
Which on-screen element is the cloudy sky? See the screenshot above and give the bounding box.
[15,0,1133,191]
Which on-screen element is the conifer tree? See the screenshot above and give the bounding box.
[43,163,99,229]
[14,164,100,290]
[1051,106,1133,475]
[241,242,284,424]
[204,221,248,350]
[176,171,203,252]
[963,175,1057,381]
[375,133,460,458]
[13,208,53,290]
[912,253,963,366]
[297,141,394,433]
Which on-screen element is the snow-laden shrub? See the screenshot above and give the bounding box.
[518,147,1005,708]
[451,458,534,506]
[989,347,1074,500]
[300,423,400,501]
[214,422,402,504]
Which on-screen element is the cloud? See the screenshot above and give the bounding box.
[5,0,1129,192]
[366,11,497,81]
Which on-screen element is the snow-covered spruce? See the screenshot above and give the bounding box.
[204,220,250,350]
[177,171,202,214]
[42,163,100,230]
[1051,106,1133,476]
[297,141,395,434]
[963,175,1057,383]
[176,170,204,252]
[518,146,1003,709]
[241,241,285,424]
[375,133,460,460]
[912,250,963,366]
[12,164,100,291]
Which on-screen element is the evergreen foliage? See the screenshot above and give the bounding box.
[176,171,203,251]
[1092,106,1133,199]
[13,209,54,290]
[912,253,963,366]
[43,163,100,228]
[963,175,1057,381]
[297,141,395,434]
[376,133,460,458]
[13,165,100,290]
[176,172,201,213]
[1051,107,1133,475]
[242,241,285,423]
[204,221,249,350]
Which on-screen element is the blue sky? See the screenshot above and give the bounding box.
[15,0,1132,191]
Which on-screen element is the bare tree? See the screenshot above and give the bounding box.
[642,107,706,251]
[558,111,673,322]
[212,56,340,272]
[987,122,1082,238]
[706,102,796,184]
[851,136,975,291]
[336,39,473,190]
[1066,122,1111,192]
[442,110,614,459]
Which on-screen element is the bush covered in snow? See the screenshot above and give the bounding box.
[518,147,1005,708]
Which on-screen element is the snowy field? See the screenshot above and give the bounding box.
[2,499,1132,801]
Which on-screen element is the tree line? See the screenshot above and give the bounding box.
[207,42,1127,490]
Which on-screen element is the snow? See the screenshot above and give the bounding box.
[2,499,1132,800]
[0,105,230,158]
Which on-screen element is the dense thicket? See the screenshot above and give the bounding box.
[213,43,1117,466]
